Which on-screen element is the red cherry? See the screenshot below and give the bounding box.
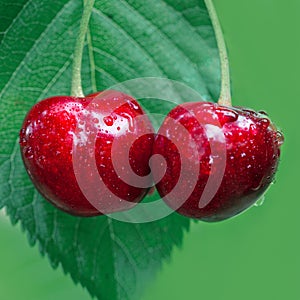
[153,102,283,222]
[19,90,154,216]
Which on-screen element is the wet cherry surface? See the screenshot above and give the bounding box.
[153,102,283,222]
[19,90,154,216]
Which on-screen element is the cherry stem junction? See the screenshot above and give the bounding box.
[71,0,95,97]
[204,0,232,106]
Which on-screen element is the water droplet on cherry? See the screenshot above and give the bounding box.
[254,196,265,207]
[258,110,268,116]
[25,147,34,159]
[216,108,238,125]
[103,116,114,126]
[250,124,257,135]
[258,118,270,129]
[276,131,284,146]
[251,176,264,191]
[242,108,256,114]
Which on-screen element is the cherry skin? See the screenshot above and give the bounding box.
[19,90,154,217]
[153,102,283,222]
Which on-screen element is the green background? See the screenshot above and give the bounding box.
[0,0,298,299]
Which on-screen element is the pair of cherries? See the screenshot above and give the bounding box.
[19,90,283,222]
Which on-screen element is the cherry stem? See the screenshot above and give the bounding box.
[204,0,232,106]
[71,0,95,97]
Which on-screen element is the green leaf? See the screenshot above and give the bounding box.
[0,0,220,299]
